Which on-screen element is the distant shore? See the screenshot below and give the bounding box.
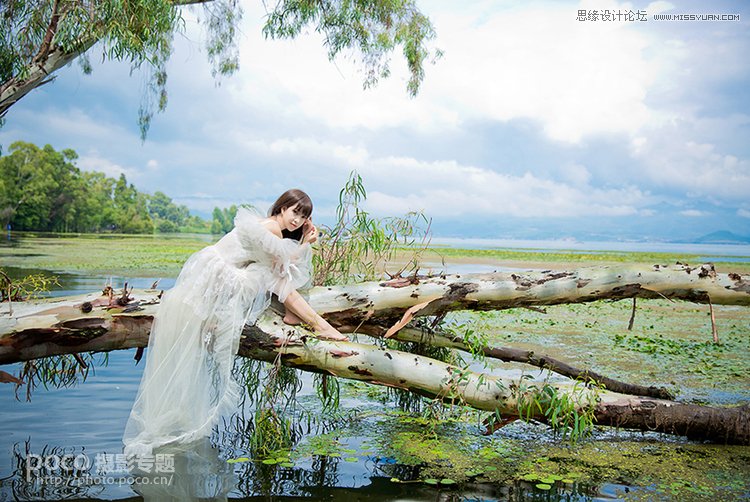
[1,232,748,278]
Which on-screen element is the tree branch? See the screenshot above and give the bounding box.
[386,327,675,400]
[33,0,63,65]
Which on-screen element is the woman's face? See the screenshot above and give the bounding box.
[279,203,307,231]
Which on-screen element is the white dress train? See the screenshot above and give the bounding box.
[123,208,312,456]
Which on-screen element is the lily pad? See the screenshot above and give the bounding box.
[440,478,456,485]
[345,457,359,462]
[424,478,439,485]
[226,457,250,464]
[536,483,552,490]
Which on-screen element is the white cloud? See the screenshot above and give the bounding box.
[77,151,137,180]
[631,136,750,201]
[680,209,707,217]
[215,1,661,143]
[646,1,675,15]
[561,163,591,185]
[738,209,750,219]
[241,134,651,218]
[364,172,646,219]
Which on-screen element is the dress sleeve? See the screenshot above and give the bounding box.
[234,207,313,302]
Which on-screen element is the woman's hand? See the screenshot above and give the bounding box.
[301,219,318,244]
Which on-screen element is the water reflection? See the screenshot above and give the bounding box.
[0,265,175,298]
[131,439,234,501]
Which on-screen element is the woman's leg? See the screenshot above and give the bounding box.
[283,309,302,325]
[283,290,348,341]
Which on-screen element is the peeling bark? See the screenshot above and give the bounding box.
[315,264,750,331]
[0,291,156,364]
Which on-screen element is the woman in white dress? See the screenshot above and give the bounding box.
[123,189,347,456]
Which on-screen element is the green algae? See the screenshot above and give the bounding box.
[422,246,750,273]
[457,299,750,405]
[513,441,750,500]
[0,233,214,277]
[281,390,750,500]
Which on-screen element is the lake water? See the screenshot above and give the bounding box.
[1,239,748,500]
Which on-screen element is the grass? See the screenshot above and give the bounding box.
[0,232,215,277]
[416,246,750,274]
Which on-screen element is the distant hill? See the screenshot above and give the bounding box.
[694,231,750,244]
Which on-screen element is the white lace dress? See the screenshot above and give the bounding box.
[123,208,312,456]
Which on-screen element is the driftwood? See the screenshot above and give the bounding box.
[1,264,749,444]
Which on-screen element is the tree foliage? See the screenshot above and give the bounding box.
[0,0,438,135]
[0,140,206,233]
[313,170,431,286]
[211,204,238,234]
[263,0,440,96]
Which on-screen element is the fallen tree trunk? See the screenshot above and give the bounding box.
[243,313,750,445]
[393,327,675,399]
[0,288,674,400]
[1,265,748,444]
[312,263,749,331]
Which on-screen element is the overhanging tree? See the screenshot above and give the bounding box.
[0,0,439,135]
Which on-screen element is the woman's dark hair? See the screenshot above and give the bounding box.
[269,189,313,241]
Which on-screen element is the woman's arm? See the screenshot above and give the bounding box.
[261,218,346,340]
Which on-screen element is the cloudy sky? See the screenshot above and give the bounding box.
[1,0,749,242]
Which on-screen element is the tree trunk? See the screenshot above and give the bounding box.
[2,264,747,364]
[242,314,749,445]
[312,263,750,331]
[1,265,748,444]
[1,42,94,118]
